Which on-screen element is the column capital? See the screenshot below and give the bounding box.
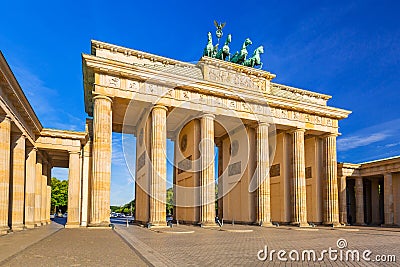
[257,121,270,127]
[288,128,306,134]
[69,150,81,155]
[93,94,113,104]
[151,104,168,112]
[384,172,393,177]
[201,113,215,119]
[322,132,339,138]
[0,114,12,122]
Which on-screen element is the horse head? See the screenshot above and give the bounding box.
[244,38,252,47]
[254,46,264,55]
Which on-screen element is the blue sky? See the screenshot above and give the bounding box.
[1,0,399,205]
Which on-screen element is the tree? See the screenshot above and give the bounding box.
[166,187,173,215]
[51,177,68,213]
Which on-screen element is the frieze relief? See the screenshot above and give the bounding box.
[102,75,121,88]
[207,67,266,91]
[100,76,338,130]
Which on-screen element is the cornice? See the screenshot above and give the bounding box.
[91,40,197,69]
[40,128,88,143]
[0,52,43,139]
[83,53,351,120]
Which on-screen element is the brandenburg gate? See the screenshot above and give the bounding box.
[3,34,400,234]
[81,39,351,227]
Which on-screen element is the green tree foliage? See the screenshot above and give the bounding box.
[111,199,135,215]
[51,177,68,213]
[110,188,174,216]
[166,187,173,215]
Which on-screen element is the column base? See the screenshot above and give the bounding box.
[291,222,311,228]
[199,221,218,228]
[25,223,36,229]
[147,221,168,228]
[257,221,274,227]
[34,221,42,227]
[11,224,25,231]
[88,222,112,228]
[65,223,80,229]
[0,226,10,235]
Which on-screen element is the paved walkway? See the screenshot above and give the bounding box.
[1,221,399,266]
[0,222,62,264]
[116,224,400,266]
[0,223,146,267]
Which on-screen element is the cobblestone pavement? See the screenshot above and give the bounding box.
[1,222,399,266]
[0,228,147,267]
[0,222,63,263]
[116,224,400,266]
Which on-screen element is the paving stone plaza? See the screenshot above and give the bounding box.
[0,223,399,266]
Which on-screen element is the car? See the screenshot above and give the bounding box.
[63,212,68,218]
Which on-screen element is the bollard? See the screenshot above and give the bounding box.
[126,218,129,228]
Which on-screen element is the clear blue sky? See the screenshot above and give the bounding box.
[1,0,399,205]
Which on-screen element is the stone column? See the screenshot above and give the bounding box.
[355,177,365,225]
[10,133,26,231]
[0,115,11,235]
[90,95,112,227]
[323,134,340,226]
[67,151,81,227]
[338,176,347,225]
[200,114,216,226]
[291,129,308,227]
[41,159,48,224]
[384,173,394,225]
[256,122,272,226]
[149,105,167,226]
[81,141,92,226]
[34,154,43,226]
[46,164,52,223]
[25,147,37,228]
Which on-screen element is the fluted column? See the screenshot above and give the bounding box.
[323,134,340,226]
[338,176,347,225]
[81,140,92,226]
[41,159,48,224]
[10,133,26,231]
[355,177,365,225]
[384,173,394,225]
[200,114,216,226]
[0,115,11,234]
[34,154,43,226]
[256,122,272,226]
[149,105,167,226]
[46,164,52,223]
[291,128,308,227]
[90,95,112,227]
[67,151,81,227]
[25,147,37,228]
